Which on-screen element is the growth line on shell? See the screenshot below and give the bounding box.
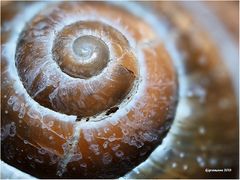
[56,124,82,176]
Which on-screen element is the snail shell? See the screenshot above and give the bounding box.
[1,1,177,178]
[1,1,238,179]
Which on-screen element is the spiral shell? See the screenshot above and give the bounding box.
[1,1,238,179]
[1,1,177,178]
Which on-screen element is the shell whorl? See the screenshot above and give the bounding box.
[1,1,238,179]
[16,15,139,117]
[2,1,178,178]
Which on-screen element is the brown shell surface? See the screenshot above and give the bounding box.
[1,1,238,179]
[1,1,177,178]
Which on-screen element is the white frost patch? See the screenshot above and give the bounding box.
[1,122,16,140]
